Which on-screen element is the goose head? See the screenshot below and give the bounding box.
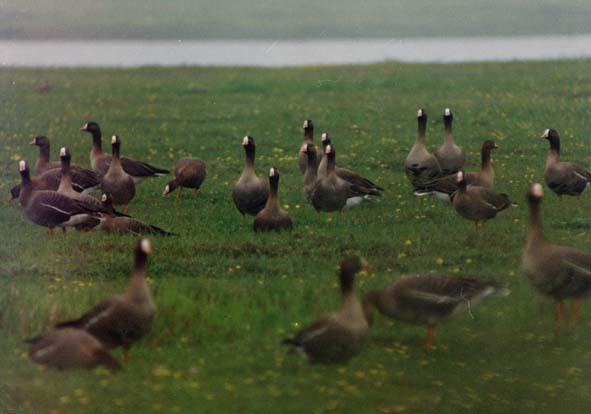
[29,135,49,147]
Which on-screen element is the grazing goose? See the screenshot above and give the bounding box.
[162,157,207,201]
[301,143,319,201]
[522,183,591,324]
[30,136,99,182]
[80,121,169,181]
[405,109,442,189]
[26,328,121,371]
[282,256,369,364]
[433,108,465,175]
[54,239,155,361]
[541,129,591,199]
[452,171,514,227]
[254,167,293,232]
[101,135,136,209]
[415,140,498,200]
[363,274,508,349]
[298,119,317,174]
[232,136,269,216]
[17,161,100,235]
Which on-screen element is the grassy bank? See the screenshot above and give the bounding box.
[2,60,591,413]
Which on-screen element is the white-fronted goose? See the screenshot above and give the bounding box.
[301,143,318,201]
[97,193,173,235]
[232,136,269,216]
[452,171,514,227]
[298,119,317,174]
[101,135,136,209]
[433,108,465,175]
[522,183,591,324]
[405,109,441,189]
[57,147,104,210]
[541,129,591,199]
[282,256,369,364]
[254,167,292,232]
[80,121,169,181]
[162,157,207,201]
[363,274,508,349]
[27,328,121,371]
[54,239,155,361]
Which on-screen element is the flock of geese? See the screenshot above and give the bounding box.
[8,108,591,369]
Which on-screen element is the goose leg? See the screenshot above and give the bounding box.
[338,210,344,219]
[555,301,565,325]
[194,188,200,199]
[425,325,435,350]
[123,348,130,363]
[123,205,129,213]
[571,299,580,324]
[175,187,183,203]
[47,227,54,236]
[61,227,67,235]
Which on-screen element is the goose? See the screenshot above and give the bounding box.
[405,109,442,189]
[415,140,498,200]
[101,135,136,210]
[282,256,369,364]
[301,143,319,201]
[54,239,155,361]
[254,167,293,232]
[232,136,269,216]
[162,157,207,201]
[452,171,514,227]
[80,121,169,181]
[363,274,508,349]
[26,328,121,371]
[17,160,100,235]
[522,183,591,324]
[541,129,591,199]
[433,108,465,175]
[298,119,317,174]
[57,147,104,209]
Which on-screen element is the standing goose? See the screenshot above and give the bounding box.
[254,167,293,232]
[298,119,317,174]
[282,256,369,364]
[57,147,104,210]
[301,143,319,201]
[54,239,155,361]
[162,157,207,201]
[363,274,508,349]
[232,136,269,216]
[405,109,442,189]
[522,183,591,324]
[433,108,465,175]
[541,129,591,199]
[80,121,169,181]
[101,135,136,210]
[452,171,514,227]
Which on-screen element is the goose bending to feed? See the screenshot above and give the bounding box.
[405,109,441,189]
[26,328,121,371]
[54,239,155,361]
[415,140,498,200]
[282,256,369,364]
[541,129,591,199]
[254,167,292,232]
[232,136,269,216]
[452,171,514,228]
[80,121,169,181]
[101,135,135,210]
[298,119,317,174]
[162,157,207,201]
[522,183,591,324]
[363,274,508,349]
[433,108,465,175]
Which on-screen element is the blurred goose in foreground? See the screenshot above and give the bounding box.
[54,239,155,361]
[415,140,498,200]
[298,119,317,174]
[162,157,207,201]
[433,108,465,175]
[101,135,135,210]
[27,328,121,371]
[405,109,441,189]
[452,171,514,228]
[254,167,292,232]
[232,136,269,216]
[80,121,169,181]
[522,183,591,324]
[541,129,591,199]
[282,256,369,364]
[363,274,508,349]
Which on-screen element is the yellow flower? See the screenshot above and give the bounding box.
[435,257,444,265]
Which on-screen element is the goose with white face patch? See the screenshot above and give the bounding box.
[100,135,136,210]
[405,109,442,190]
[232,136,269,216]
[433,108,465,175]
[298,119,317,174]
[253,167,292,232]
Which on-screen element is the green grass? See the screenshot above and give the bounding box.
[2,60,591,413]
[3,0,591,39]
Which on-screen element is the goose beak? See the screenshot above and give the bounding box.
[29,138,36,145]
[79,124,88,131]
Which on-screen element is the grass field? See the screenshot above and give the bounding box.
[2,60,591,413]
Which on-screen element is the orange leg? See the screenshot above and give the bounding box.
[123,204,129,213]
[61,227,67,235]
[47,227,54,236]
[175,187,183,203]
[338,210,344,219]
[555,301,565,325]
[425,326,435,350]
[571,299,580,325]
[123,348,130,363]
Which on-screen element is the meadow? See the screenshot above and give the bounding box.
[2,60,591,413]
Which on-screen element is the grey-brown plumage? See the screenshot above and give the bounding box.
[282,256,369,364]
[405,109,442,189]
[232,136,269,216]
[253,167,292,232]
[27,328,121,371]
[162,157,207,198]
[541,129,591,198]
[301,143,319,201]
[298,119,317,174]
[57,147,104,210]
[433,108,465,175]
[101,135,136,207]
